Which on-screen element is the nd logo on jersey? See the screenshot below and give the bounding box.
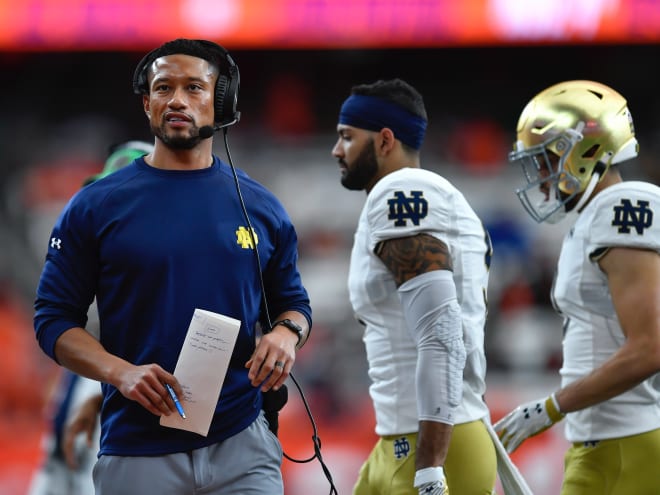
[612,199,653,234]
[236,226,258,249]
[387,190,428,227]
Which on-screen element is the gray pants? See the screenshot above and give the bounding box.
[93,412,283,495]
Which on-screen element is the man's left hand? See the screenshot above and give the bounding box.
[494,393,565,453]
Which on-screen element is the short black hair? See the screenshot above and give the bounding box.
[350,78,428,122]
[132,39,224,95]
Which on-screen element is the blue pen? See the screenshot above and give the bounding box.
[165,383,186,419]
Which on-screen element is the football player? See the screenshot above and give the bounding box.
[495,80,660,494]
[333,78,497,495]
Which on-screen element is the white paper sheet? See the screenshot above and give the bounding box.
[160,308,241,436]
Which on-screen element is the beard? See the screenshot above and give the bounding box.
[341,138,378,191]
[151,123,202,150]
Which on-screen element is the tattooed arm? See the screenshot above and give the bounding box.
[376,233,465,480]
[375,233,453,286]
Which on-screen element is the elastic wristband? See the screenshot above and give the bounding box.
[546,393,565,423]
[413,466,445,487]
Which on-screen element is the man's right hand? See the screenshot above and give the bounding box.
[114,363,182,417]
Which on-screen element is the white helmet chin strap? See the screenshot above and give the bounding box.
[573,171,600,213]
[573,151,613,213]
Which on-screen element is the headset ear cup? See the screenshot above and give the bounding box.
[226,64,240,122]
[132,59,146,95]
[215,53,240,126]
[132,49,158,95]
[215,75,229,124]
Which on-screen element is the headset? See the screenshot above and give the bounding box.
[131,39,241,130]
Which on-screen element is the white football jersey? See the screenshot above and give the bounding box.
[348,167,491,435]
[553,181,660,442]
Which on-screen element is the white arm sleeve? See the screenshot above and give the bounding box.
[398,270,466,425]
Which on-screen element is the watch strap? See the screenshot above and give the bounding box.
[271,319,303,347]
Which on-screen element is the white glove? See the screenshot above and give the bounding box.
[414,466,448,495]
[494,393,565,453]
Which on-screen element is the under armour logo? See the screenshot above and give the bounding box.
[612,199,653,234]
[50,237,62,250]
[236,226,258,249]
[393,437,411,459]
[387,190,428,227]
[523,403,543,419]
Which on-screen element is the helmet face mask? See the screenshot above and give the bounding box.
[510,131,582,224]
[509,80,639,223]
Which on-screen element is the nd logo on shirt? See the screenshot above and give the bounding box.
[612,198,653,234]
[236,226,258,249]
[387,190,428,227]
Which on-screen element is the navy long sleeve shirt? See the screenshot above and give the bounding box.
[34,156,311,456]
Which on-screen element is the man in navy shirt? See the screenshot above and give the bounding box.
[34,38,311,495]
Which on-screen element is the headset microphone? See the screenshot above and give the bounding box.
[198,126,215,139]
[198,111,242,140]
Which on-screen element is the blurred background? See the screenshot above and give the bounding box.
[2,0,660,493]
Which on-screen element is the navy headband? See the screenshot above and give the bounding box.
[339,94,427,150]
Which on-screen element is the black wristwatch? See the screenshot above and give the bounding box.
[271,319,303,347]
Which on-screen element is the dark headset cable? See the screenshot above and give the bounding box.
[221,127,338,495]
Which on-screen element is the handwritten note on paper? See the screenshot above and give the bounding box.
[160,308,241,436]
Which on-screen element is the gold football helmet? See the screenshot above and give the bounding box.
[509,80,638,223]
